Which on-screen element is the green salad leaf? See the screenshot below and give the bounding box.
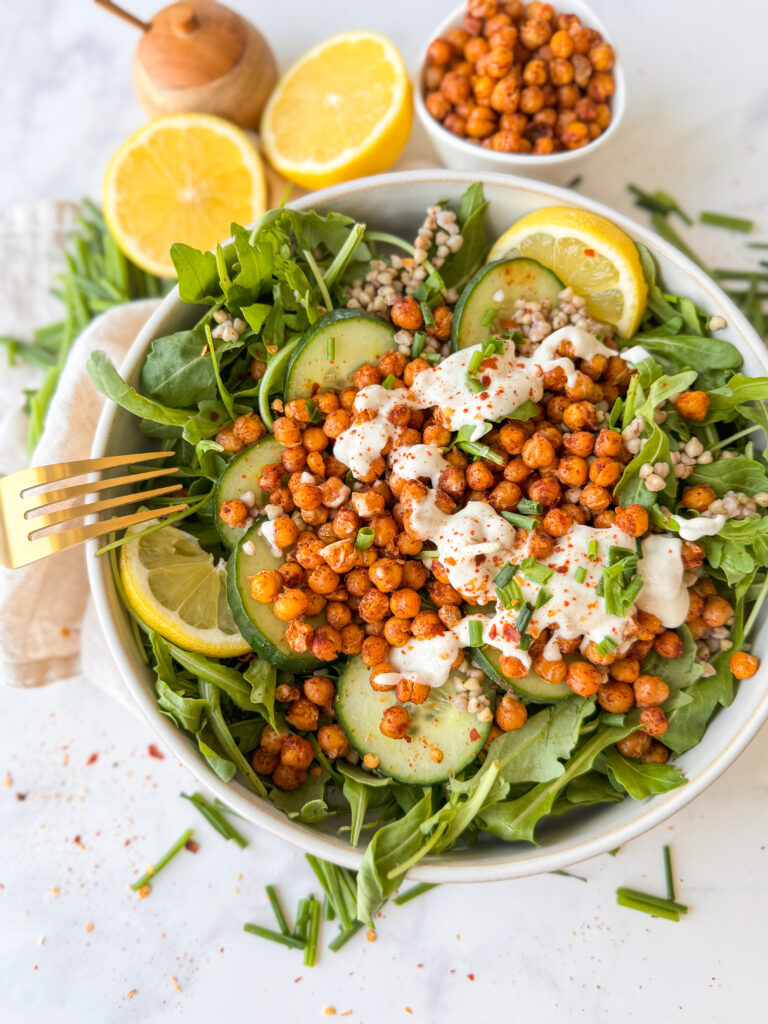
[605,748,687,799]
[641,625,703,689]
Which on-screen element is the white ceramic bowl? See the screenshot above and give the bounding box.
[414,1,626,185]
[88,170,768,882]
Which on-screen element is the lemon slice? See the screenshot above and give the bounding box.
[488,206,648,338]
[120,518,250,657]
[261,31,412,190]
[103,113,267,278]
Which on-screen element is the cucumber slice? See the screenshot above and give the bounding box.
[283,309,396,400]
[335,656,491,784]
[451,257,564,351]
[226,521,321,672]
[215,436,284,548]
[471,645,571,702]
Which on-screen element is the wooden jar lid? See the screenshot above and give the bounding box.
[137,1,246,88]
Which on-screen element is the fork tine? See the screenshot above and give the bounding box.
[27,484,184,532]
[22,467,179,513]
[22,503,190,564]
[13,451,173,494]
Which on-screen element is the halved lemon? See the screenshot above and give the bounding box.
[120,518,250,657]
[488,207,648,338]
[261,31,412,190]
[103,113,267,278]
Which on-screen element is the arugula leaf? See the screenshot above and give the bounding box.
[199,679,267,796]
[356,792,433,925]
[140,327,220,407]
[704,374,768,424]
[663,652,734,754]
[338,763,393,847]
[634,370,697,422]
[688,456,768,497]
[195,726,237,782]
[243,659,278,731]
[641,625,703,689]
[87,351,192,427]
[270,770,332,823]
[605,748,687,799]
[627,333,742,373]
[171,243,220,304]
[564,771,625,806]
[439,183,489,290]
[614,423,673,509]
[508,399,541,421]
[228,718,266,754]
[150,632,208,732]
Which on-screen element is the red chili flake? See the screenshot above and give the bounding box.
[209,411,219,421]
[469,728,480,741]
[185,839,199,853]
[16,792,27,801]
[584,248,595,257]
[148,745,164,760]
[467,973,475,981]
[85,753,98,766]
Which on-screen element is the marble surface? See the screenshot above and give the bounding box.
[2,0,768,1021]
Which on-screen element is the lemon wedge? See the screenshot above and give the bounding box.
[120,518,250,657]
[103,113,267,278]
[261,31,412,190]
[488,206,648,338]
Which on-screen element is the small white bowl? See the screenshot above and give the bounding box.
[88,170,768,882]
[414,0,626,186]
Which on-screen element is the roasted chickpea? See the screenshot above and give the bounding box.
[215,427,242,453]
[587,71,615,102]
[527,477,562,507]
[272,763,307,791]
[633,674,670,708]
[380,705,411,739]
[259,725,284,754]
[285,619,314,653]
[278,562,306,589]
[304,565,338,596]
[443,112,468,136]
[608,658,639,684]
[402,561,428,590]
[578,483,611,511]
[597,681,635,714]
[340,623,364,655]
[251,748,280,775]
[382,617,410,647]
[499,654,529,679]
[557,454,588,487]
[541,507,572,537]
[520,19,552,50]
[465,461,495,490]
[730,652,759,679]
[427,37,454,65]
[528,531,554,560]
[616,730,653,759]
[219,499,249,530]
[441,70,472,105]
[312,625,342,662]
[653,630,684,659]
[274,589,310,622]
[395,678,430,705]
[412,610,444,639]
[549,28,574,57]
[300,676,334,707]
[674,390,710,421]
[489,480,522,511]
[272,416,302,447]
[702,596,732,628]
[366,558,402,594]
[322,601,350,632]
[519,84,544,114]
[521,433,555,468]
[249,569,282,604]
[612,504,647,538]
[681,485,716,513]
[285,697,319,732]
[562,430,594,457]
[446,26,470,50]
[466,106,498,138]
[533,654,567,683]
[639,707,669,736]
[495,695,528,731]
[640,740,670,764]
[430,306,453,341]
[358,589,391,624]
[565,660,602,697]
[389,588,421,619]
[588,457,621,488]
[232,413,266,447]
[280,735,314,770]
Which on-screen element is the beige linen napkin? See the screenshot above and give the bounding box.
[0,198,160,692]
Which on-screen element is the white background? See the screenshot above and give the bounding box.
[2,1,768,1021]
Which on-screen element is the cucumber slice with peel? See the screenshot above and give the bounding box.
[226,520,321,672]
[451,257,564,351]
[335,656,492,784]
[283,308,396,400]
[215,436,284,548]
[471,645,571,702]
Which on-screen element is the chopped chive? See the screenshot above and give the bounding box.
[588,540,599,560]
[550,869,588,882]
[534,587,552,609]
[517,498,543,515]
[617,887,689,915]
[515,601,534,635]
[329,921,364,952]
[663,845,675,901]
[355,526,375,550]
[381,374,396,390]
[700,211,753,233]
[421,302,435,328]
[468,620,483,647]
[293,897,311,942]
[574,566,587,584]
[650,212,708,271]
[600,712,626,726]
[326,336,335,361]
[608,545,635,565]
[616,894,680,922]
[130,828,194,891]
[465,374,486,393]
[323,894,335,921]
[520,557,554,584]
[303,897,320,967]
[393,882,438,905]
[496,578,523,610]
[518,634,532,651]
[467,348,484,374]
[265,884,291,935]
[747,242,768,249]
[425,351,441,363]
[481,307,497,327]
[501,512,539,530]
[494,562,518,589]
[243,923,306,949]
[180,792,248,848]
[412,330,426,357]
[596,637,618,657]
[304,397,323,424]
[566,175,583,189]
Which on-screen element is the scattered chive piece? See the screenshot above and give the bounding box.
[588,540,599,560]
[303,897,320,967]
[293,897,311,942]
[518,634,532,651]
[616,887,688,915]
[329,921,365,952]
[304,397,323,424]
[616,893,680,922]
[628,185,692,224]
[421,302,435,328]
[393,882,438,906]
[468,620,483,647]
[609,545,636,564]
[663,845,675,901]
[700,211,753,233]
[650,212,708,271]
[596,636,618,657]
[501,511,539,530]
[497,580,523,610]
[574,566,587,584]
[481,306,497,327]
[747,242,768,249]
[180,792,248,848]
[515,601,533,635]
[326,336,335,361]
[243,923,306,949]
[534,587,552,610]
[550,869,588,882]
[465,374,486,393]
[600,712,626,726]
[265,885,291,936]
[425,351,441,363]
[412,330,426,357]
[494,562,518,589]
[608,847,621,857]
[520,557,554,584]
[381,374,396,390]
[517,498,543,515]
[323,894,335,921]
[355,526,375,550]
[414,548,437,560]
[130,828,193,891]
[566,174,583,189]
[467,349,484,374]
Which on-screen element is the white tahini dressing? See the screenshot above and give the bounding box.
[671,513,726,541]
[621,344,654,366]
[327,326,689,687]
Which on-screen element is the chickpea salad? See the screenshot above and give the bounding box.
[88,185,768,921]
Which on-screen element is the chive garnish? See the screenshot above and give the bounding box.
[501,512,539,530]
[608,545,635,565]
[496,578,523,610]
[467,349,484,374]
[534,588,552,609]
[425,351,441,363]
[615,894,681,922]
[616,887,689,917]
[381,374,396,390]
[393,882,438,906]
[412,330,426,357]
[468,620,483,647]
[588,540,599,560]
[481,306,497,327]
[700,211,754,233]
[494,562,518,589]
[130,828,194,891]
[243,923,306,949]
[180,792,248,848]
[355,526,375,550]
[303,897,321,967]
[266,884,291,935]
[663,845,675,901]
[596,636,618,657]
[520,557,554,584]
[515,601,534,635]
[517,498,543,515]
[465,375,486,394]
[326,336,335,361]
[328,921,365,952]
[305,397,323,424]
[518,634,532,651]
[421,302,435,328]
[574,566,587,584]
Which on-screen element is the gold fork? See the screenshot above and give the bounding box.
[0,452,188,569]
